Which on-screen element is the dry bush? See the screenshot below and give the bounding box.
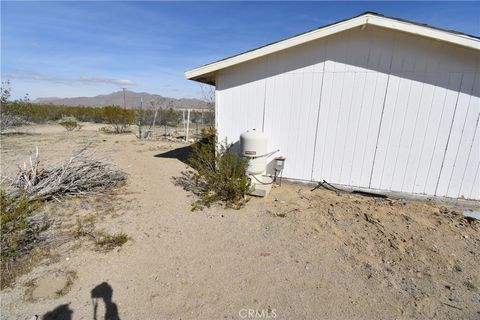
[5,146,127,201]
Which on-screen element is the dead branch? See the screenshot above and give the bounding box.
[5,145,126,201]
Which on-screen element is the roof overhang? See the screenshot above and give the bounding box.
[185,12,480,85]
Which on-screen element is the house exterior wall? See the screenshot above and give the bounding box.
[216,26,480,200]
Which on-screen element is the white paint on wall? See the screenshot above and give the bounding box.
[215,25,480,200]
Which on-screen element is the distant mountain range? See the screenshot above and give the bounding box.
[34,90,209,109]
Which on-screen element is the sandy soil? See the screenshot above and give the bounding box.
[1,123,479,320]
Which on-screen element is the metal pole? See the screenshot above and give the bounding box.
[182,109,185,140]
[186,109,190,142]
[138,97,143,139]
[122,88,127,108]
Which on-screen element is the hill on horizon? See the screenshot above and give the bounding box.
[33,90,209,109]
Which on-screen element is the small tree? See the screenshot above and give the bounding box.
[102,105,134,133]
[0,84,30,133]
[200,84,215,126]
[1,80,11,105]
[200,84,215,111]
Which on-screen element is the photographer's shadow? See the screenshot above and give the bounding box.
[91,282,120,320]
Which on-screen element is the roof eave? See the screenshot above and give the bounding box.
[185,13,480,83]
[190,74,216,85]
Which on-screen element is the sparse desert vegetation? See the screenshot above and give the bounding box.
[2,2,479,318]
[1,122,478,319]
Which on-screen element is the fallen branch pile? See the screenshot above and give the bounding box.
[5,145,127,201]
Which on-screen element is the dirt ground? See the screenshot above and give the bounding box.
[1,123,479,320]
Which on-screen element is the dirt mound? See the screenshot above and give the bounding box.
[270,186,479,318]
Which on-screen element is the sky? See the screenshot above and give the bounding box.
[1,1,479,100]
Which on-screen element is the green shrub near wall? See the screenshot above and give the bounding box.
[186,127,252,209]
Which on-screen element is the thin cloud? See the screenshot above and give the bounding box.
[75,77,136,86]
[3,72,136,86]
[4,72,59,82]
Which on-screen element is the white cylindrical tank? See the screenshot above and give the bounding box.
[240,129,268,175]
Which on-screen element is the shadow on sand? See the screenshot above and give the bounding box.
[42,282,120,320]
[91,282,120,320]
[154,145,192,165]
[42,303,73,320]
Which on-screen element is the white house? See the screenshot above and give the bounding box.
[186,12,480,200]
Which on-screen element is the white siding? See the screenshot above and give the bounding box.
[216,57,267,150]
[215,26,480,200]
[312,28,392,187]
[262,40,325,180]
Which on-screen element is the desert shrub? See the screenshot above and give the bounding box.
[175,127,251,209]
[58,118,82,131]
[0,98,29,132]
[1,103,98,125]
[0,113,28,133]
[0,101,214,132]
[74,214,96,238]
[102,105,135,133]
[95,232,128,250]
[0,191,44,260]
[188,126,217,172]
[73,214,128,251]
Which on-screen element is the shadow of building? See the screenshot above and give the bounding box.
[154,145,192,165]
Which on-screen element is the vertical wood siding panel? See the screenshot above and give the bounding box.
[349,72,374,186]
[312,72,334,180]
[331,73,355,183]
[342,30,376,186]
[373,33,423,191]
[381,77,414,190]
[357,29,394,187]
[305,72,323,178]
[263,53,277,149]
[393,40,434,192]
[423,73,463,195]
[412,77,449,194]
[323,73,345,181]
[402,75,437,192]
[437,72,479,197]
[370,75,401,189]
[457,115,480,199]
[216,59,267,146]
[341,72,367,185]
[471,163,480,199]
[314,27,395,186]
[391,78,424,192]
[285,73,303,178]
[262,44,324,180]
[459,70,480,199]
[362,74,391,186]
